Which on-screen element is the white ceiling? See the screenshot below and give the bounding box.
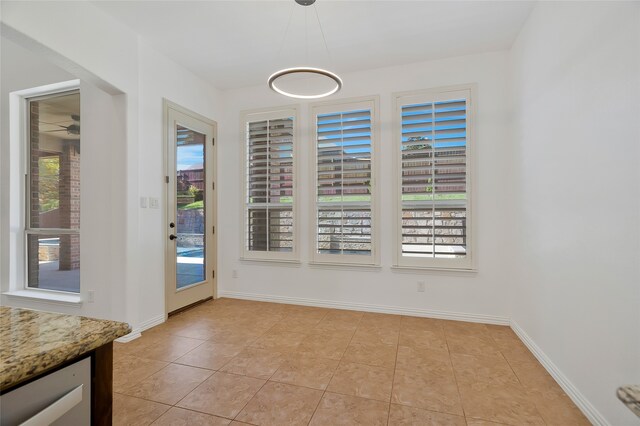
[93,0,535,90]
[38,92,80,136]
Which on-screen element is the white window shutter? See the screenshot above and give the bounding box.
[314,103,376,264]
[399,91,470,266]
[245,114,295,257]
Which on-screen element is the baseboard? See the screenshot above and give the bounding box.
[218,290,510,325]
[116,314,166,343]
[116,332,141,343]
[510,320,609,426]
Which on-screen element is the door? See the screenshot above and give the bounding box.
[165,101,216,314]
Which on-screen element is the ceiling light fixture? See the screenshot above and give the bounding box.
[268,0,342,99]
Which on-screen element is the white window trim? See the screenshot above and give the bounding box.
[7,80,83,301]
[240,106,299,262]
[3,289,82,306]
[392,84,477,271]
[309,96,381,267]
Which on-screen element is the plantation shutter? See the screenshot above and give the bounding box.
[245,115,294,254]
[400,94,469,262]
[316,108,373,259]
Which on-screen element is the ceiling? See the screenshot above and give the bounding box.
[37,92,80,137]
[93,1,535,90]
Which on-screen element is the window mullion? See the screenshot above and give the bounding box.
[340,113,345,255]
[430,102,436,258]
[26,228,79,235]
[266,119,270,252]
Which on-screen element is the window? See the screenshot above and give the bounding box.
[242,108,297,261]
[312,98,379,265]
[26,89,81,292]
[395,87,473,270]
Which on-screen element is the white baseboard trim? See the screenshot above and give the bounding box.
[116,332,141,343]
[218,290,510,325]
[510,320,609,426]
[116,314,166,343]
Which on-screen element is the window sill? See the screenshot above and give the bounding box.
[240,258,302,267]
[390,265,477,275]
[3,290,83,306]
[308,262,382,271]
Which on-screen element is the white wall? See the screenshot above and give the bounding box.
[1,0,141,327]
[509,2,640,424]
[0,3,223,331]
[136,41,222,326]
[0,34,131,321]
[0,36,72,295]
[218,51,512,322]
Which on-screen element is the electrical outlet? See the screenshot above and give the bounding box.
[149,197,160,209]
[417,281,426,292]
[232,270,238,278]
[87,290,95,303]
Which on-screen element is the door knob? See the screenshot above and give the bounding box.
[169,234,177,240]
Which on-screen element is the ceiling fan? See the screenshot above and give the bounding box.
[43,114,80,135]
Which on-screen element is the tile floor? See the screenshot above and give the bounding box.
[113,298,589,426]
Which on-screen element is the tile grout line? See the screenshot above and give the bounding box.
[443,323,468,423]
[494,335,548,426]
[226,313,285,423]
[386,319,402,426]
[305,312,363,426]
[158,307,285,423]
[117,301,562,425]
[290,307,335,425]
[154,308,359,422]
[221,307,327,423]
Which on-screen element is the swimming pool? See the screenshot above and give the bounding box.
[177,247,204,258]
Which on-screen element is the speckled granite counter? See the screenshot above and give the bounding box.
[618,385,640,418]
[0,306,130,391]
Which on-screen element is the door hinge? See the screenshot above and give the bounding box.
[212,270,215,279]
[165,176,169,183]
[212,182,215,190]
[212,137,215,146]
[212,226,215,234]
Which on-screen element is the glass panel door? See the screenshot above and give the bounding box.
[175,125,206,289]
[165,101,216,314]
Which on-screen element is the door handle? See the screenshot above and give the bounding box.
[169,234,177,241]
[169,222,175,228]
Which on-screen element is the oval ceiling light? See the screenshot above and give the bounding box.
[269,0,342,99]
[268,67,342,99]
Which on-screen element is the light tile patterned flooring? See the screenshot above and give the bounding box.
[113,298,589,426]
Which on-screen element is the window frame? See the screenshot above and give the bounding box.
[13,81,83,297]
[393,85,476,271]
[240,106,299,262]
[309,96,380,267]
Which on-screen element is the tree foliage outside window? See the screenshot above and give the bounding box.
[38,156,60,212]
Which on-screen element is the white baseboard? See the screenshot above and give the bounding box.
[116,314,166,343]
[218,290,510,325]
[116,332,141,343]
[510,320,609,426]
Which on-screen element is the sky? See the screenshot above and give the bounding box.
[177,145,204,171]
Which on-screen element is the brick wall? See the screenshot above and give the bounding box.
[59,143,80,270]
[28,102,40,287]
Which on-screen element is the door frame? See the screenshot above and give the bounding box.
[163,99,217,315]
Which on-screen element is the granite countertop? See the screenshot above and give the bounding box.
[618,385,640,418]
[0,306,130,391]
